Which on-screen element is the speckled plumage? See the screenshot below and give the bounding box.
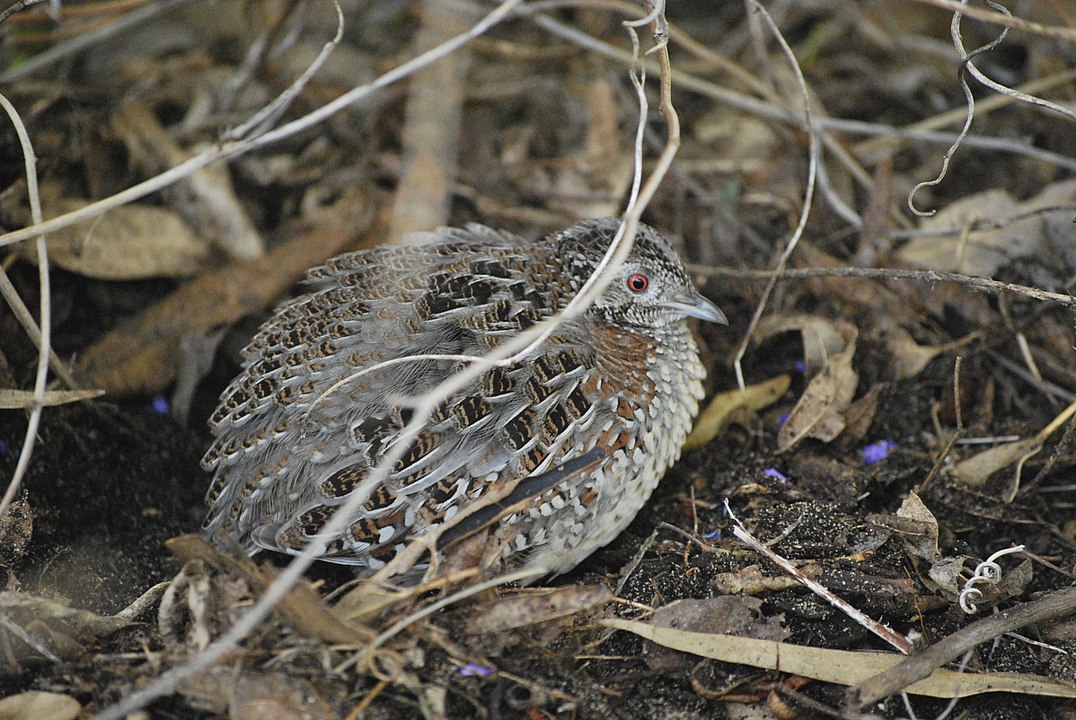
[201,217,725,577]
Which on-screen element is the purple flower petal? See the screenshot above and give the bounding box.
[150,395,170,414]
[764,467,789,483]
[862,440,897,465]
[460,662,495,677]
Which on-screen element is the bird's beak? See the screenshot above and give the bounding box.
[663,293,728,324]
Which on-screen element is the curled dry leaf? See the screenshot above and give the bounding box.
[684,374,790,449]
[777,322,859,452]
[25,198,209,280]
[755,314,846,377]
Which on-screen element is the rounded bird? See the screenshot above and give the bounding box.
[202,217,726,578]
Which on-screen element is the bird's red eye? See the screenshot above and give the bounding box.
[627,273,649,293]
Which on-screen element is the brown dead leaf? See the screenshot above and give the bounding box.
[755,314,846,377]
[875,318,975,381]
[840,383,883,443]
[25,198,209,280]
[75,226,349,396]
[645,596,788,673]
[777,322,859,452]
[711,563,808,595]
[894,492,940,562]
[181,667,335,720]
[467,585,612,634]
[0,592,132,669]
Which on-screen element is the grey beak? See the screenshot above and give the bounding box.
[663,293,728,324]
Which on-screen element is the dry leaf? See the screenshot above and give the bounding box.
[685,374,791,449]
[646,597,788,673]
[895,492,940,562]
[113,102,265,261]
[897,179,1076,276]
[166,535,374,646]
[712,563,813,596]
[778,323,859,452]
[468,585,612,634]
[27,199,208,280]
[603,617,1076,701]
[75,226,349,395]
[755,314,846,377]
[953,397,1076,500]
[927,556,970,596]
[841,383,883,443]
[0,592,132,668]
[0,692,80,720]
[0,388,104,409]
[875,319,974,381]
[181,668,335,720]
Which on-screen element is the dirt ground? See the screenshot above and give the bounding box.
[1,1,1075,719]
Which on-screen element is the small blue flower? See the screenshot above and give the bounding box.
[150,395,170,414]
[764,467,789,483]
[459,662,494,677]
[862,440,897,465]
[793,360,806,373]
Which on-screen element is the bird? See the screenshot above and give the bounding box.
[201,217,726,579]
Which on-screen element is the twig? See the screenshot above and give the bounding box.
[847,586,1076,708]
[908,0,1076,42]
[0,92,52,526]
[724,500,914,655]
[954,1,1076,122]
[907,1,1003,217]
[225,0,344,141]
[684,265,1076,309]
